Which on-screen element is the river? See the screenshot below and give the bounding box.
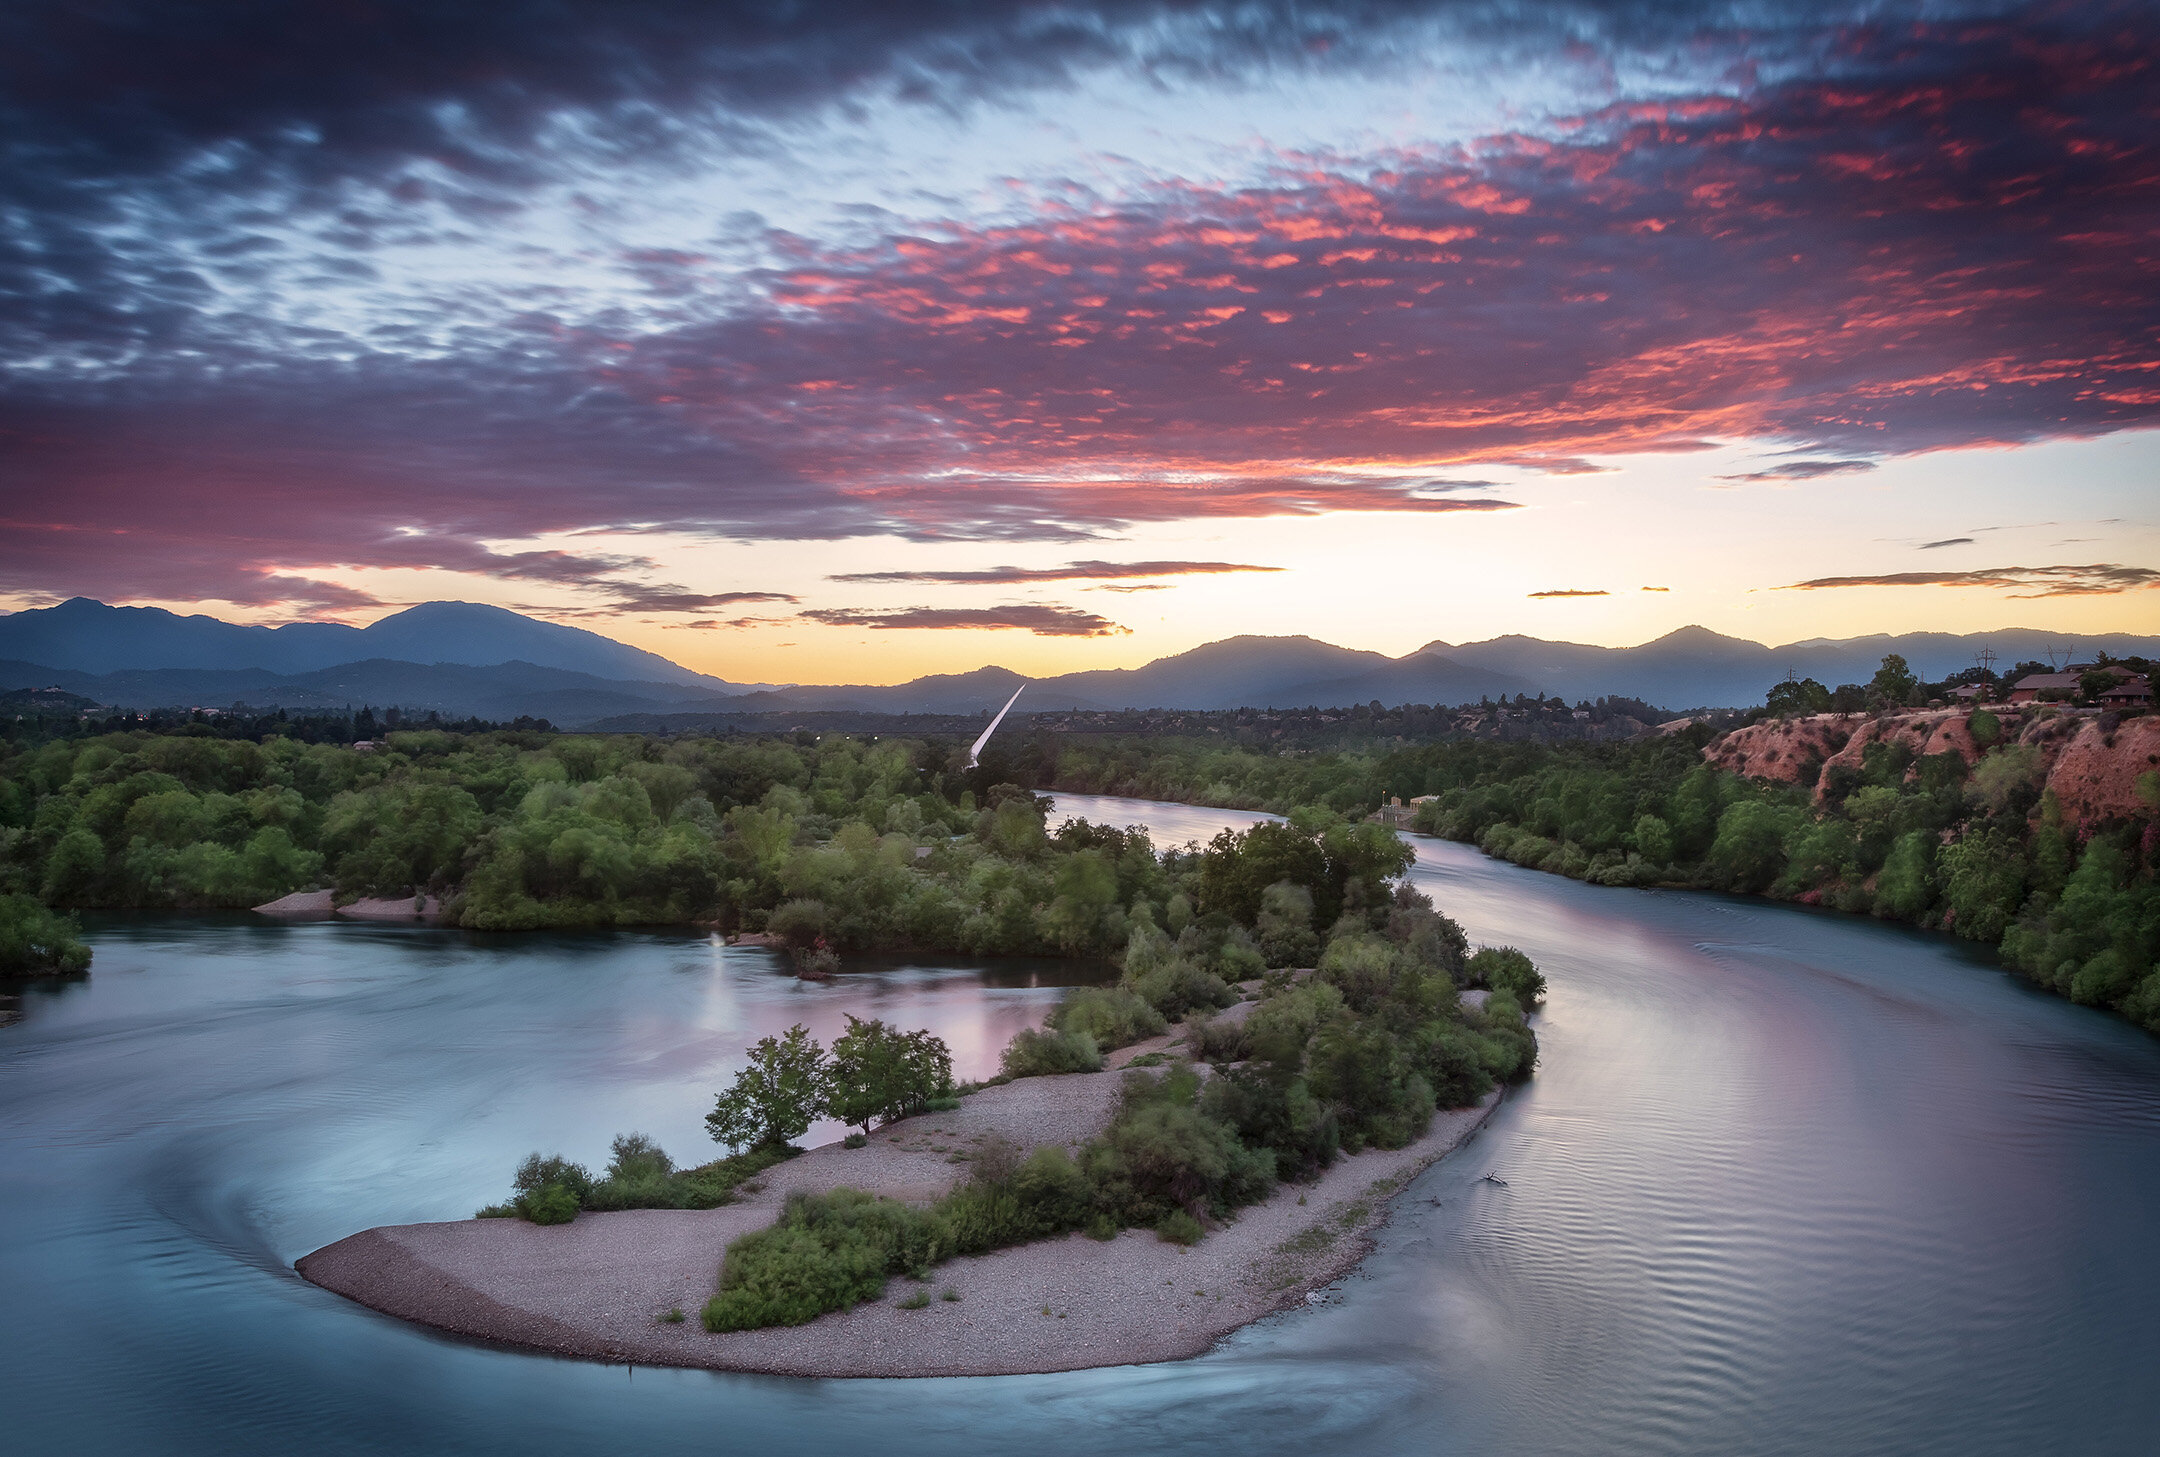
[1,792,2155,1455]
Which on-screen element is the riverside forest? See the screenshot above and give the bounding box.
[4,686,2156,1043]
[1030,689,2160,1040]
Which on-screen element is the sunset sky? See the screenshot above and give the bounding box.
[2,0,2156,684]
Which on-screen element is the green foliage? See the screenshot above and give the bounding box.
[707,1024,830,1152]
[1706,800,1807,893]
[1870,654,1919,706]
[0,726,1179,957]
[1765,678,1832,716]
[522,1184,580,1225]
[1048,986,1166,1049]
[1466,946,1545,1004]
[828,1016,953,1135]
[0,893,91,975]
[1155,1210,1205,1245]
[506,1151,591,1223]
[1119,919,1240,1018]
[1187,1009,1253,1063]
[999,1026,1104,1078]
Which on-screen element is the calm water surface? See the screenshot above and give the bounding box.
[1,791,2155,1455]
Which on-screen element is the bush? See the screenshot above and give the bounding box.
[522,1184,580,1225]
[1050,986,1166,1049]
[512,1152,593,1203]
[1187,1010,1252,1063]
[504,1139,792,1215]
[1156,1209,1205,1245]
[1085,1069,1275,1222]
[1197,1065,1338,1180]
[1124,955,1239,1019]
[703,1206,895,1331]
[1466,946,1545,1005]
[999,1026,1104,1078]
[0,894,91,975]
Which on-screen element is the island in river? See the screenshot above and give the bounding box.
[298,1004,1504,1377]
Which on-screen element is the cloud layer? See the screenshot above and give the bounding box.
[1783,564,2160,597]
[1,2,2154,614]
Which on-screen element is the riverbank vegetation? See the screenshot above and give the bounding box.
[696,813,1533,1330]
[481,804,1539,1332]
[0,893,90,976]
[1020,712,2160,1037]
[0,727,1166,953]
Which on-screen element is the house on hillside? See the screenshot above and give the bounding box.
[2100,676,2152,706]
[2005,664,2137,704]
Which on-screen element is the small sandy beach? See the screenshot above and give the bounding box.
[297,1025,1504,1376]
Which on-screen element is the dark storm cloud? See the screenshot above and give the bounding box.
[0,2,1943,187]
[1,2,2153,609]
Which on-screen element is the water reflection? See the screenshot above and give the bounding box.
[0,798,2154,1455]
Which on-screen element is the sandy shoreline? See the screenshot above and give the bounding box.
[296,1054,1505,1377]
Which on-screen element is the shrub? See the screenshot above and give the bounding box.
[1124,955,1239,1019]
[0,894,91,975]
[999,1026,1104,1078]
[1197,1065,1339,1180]
[1255,881,1321,968]
[1305,1021,1434,1152]
[1086,1069,1275,1222]
[1465,946,1545,1005]
[703,1212,892,1331]
[512,1152,593,1203]
[896,1287,932,1310]
[1050,986,1166,1049]
[1156,1209,1205,1245]
[522,1184,580,1225]
[1187,1010,1252,1063]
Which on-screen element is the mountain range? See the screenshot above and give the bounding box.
[3,598,2155,727]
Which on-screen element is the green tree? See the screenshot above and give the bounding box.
[706,1025,830,1152]
[1705,800,1803,893]
[827,1016,953,1136]
[1631,813,1675,866]
[40,827,105,902]
[1765,678,1832,716]
[1869,654,1918,706]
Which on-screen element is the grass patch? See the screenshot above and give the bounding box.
[896,1287,931,1310]
[660,1307,686,1324]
